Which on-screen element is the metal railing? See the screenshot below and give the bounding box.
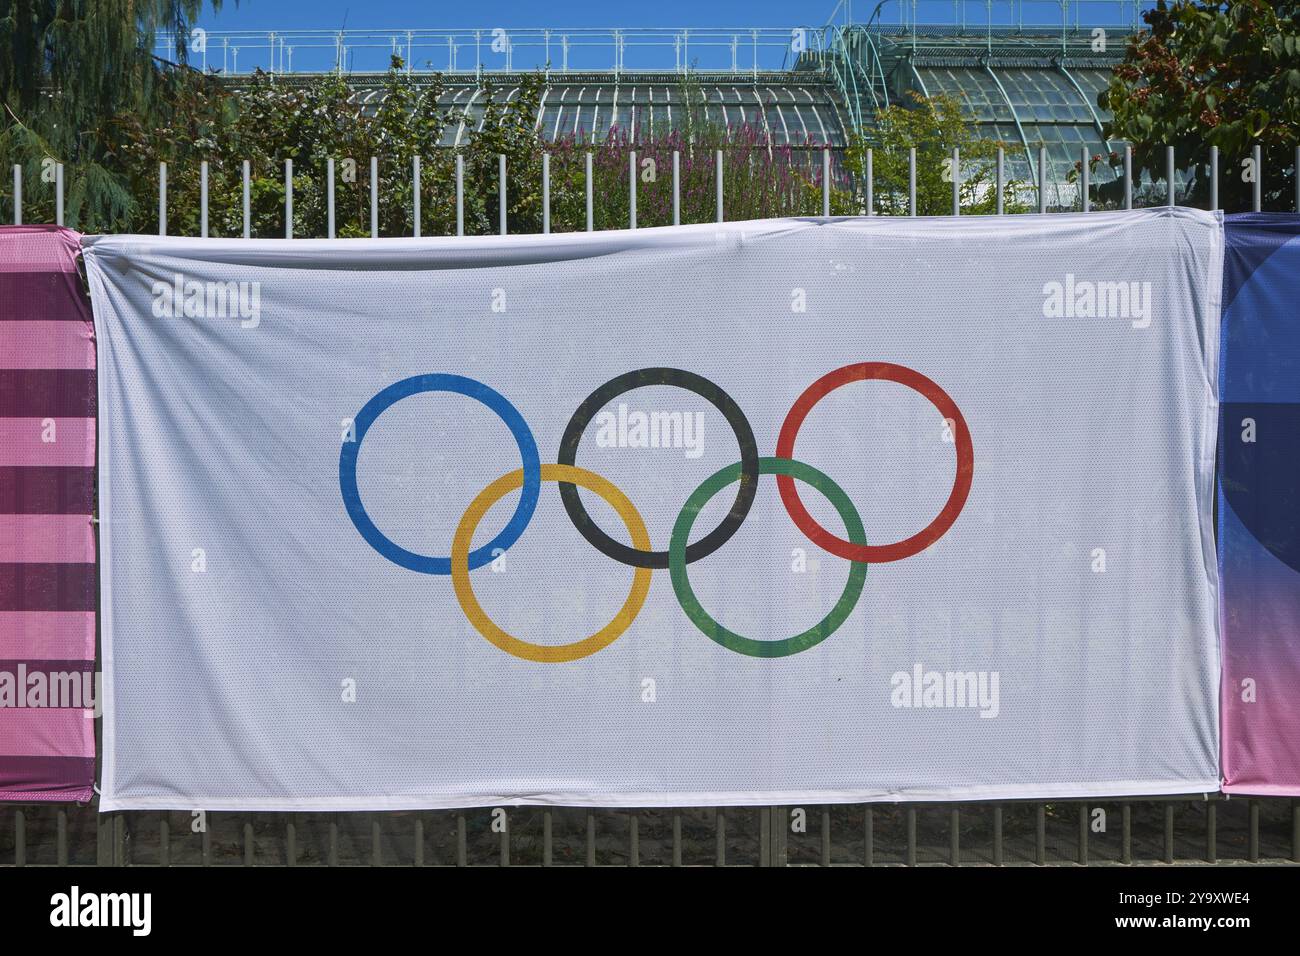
[153,5,1158,77]
[4,137,1300,866]
[5,798,1300,866]
[157,26,839,78]
[12,142,1300,234]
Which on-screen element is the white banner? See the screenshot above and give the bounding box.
[84,209,1223,810]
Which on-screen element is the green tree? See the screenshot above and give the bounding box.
[1100,0,1300,210]
[847,92,1027,215]
[1,1,224,229]
[111,60,848,237]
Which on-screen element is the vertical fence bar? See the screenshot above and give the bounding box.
[629,810,639,867]
[55,163,63,226]
[1123,144,1133,210]
[456,155,465,236]
[57,808,68,866]
[96,813,112,867]
[992,806,1004,866]
[159,814,170,867]
[12,164,20,225]
[905,807,917,866]
[543,809,553,867]
[771,808,789,867]
[951,147,960,215]
[629,150,637,229]
[950,807,960,865]
[1248,800,1260,862]
[1166,145,1175,207]
[1206,801,1218,863]
[760,807,770,866]
[863,806,874,866]
[1292,799,1300,864]
[715,149,723,223]
[370,156,379,238]
[822,147,830,217]
[672,151,680,225]
[542,153,550,234]
[200,161,209,237]
[585,152,593,232]
[114,815,126,867]
[284,158,293,239]
[715,809,726,867]
[494,154,505,236]
[908,147,916,216]
[159,162,167,236]
[1252,144,1262,212]
[13,809,24,866]
[996,147,1004,215]
[1210,146,1219,212]
[413,155,421,238]
[327,158,336,238]
[1080,146,1089,213]
[242,160,250,239]
[1038,147,1047,214]
[865,147,873,216]
[1163,804,1175,864]
[371,816,382,866]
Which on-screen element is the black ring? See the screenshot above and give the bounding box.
[557,368,759,569]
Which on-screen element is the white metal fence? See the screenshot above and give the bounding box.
[13,143,1300,235]
[3,136,1300,866]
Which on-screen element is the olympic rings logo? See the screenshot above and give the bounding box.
[339,364,974,662]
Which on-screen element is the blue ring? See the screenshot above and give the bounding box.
[339,374,541,575]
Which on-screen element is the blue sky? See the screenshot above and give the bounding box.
[197,1,857,31]
[187,1,1147,73]
[196,0,1140,30]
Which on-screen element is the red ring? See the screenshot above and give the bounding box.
[775,362,973,563]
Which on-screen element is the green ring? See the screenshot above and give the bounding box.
[669,457,868,658]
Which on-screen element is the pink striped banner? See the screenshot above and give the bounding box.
[0,514,94,563]
[0,321,95,369]
[0,612,96,659]
[0,418,96,467]
[0,226,95,803]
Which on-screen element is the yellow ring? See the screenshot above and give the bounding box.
[451,463,653,663]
